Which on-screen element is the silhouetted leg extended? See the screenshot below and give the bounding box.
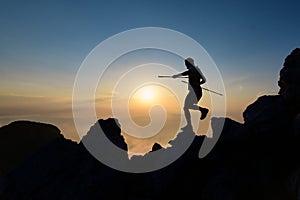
[183,91,198,126]
[193,88,209,120]
[183,89,209,130]
[183,105,191,126]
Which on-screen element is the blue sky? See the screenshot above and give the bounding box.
[1,0,299,73]
[0,0,299,140]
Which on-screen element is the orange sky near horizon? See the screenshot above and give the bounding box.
[0,73,279,144]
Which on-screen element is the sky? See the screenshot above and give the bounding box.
[1,0,300,149]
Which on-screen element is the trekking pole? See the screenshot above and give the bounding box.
[158,75,188,78]
[181,81,223,96]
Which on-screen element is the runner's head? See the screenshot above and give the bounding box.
[185,57,195,68]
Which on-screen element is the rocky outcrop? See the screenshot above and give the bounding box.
[81,118,127,151]
[278,48,300,113]
[200,48,300,200]
[1,114,300,200]
[0,118,206,200]
[0,121,63,179]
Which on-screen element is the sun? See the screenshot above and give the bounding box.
[135,86,156,102]
[140,87,154,101]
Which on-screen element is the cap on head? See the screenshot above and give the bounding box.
[185,57,195,66]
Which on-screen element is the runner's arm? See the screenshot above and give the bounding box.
[172,70,189,78]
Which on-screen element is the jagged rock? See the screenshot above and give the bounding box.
[0,121,63,179]
[278,48,300,113]
[81,118,127,151]
[0,112,300,200]
[0,119,132,200]
[200,49,300,200]
[151,142,162,152]
[0,118,208,200]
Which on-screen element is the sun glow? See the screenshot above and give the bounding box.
[135,86,156,102]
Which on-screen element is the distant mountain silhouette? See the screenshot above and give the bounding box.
[0,48,300,199]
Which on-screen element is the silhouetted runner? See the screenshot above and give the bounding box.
[172,57,209,129]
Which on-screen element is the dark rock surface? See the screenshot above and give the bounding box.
[278,48,300,113]
[0,118,206,200]
[81,118,128,151]
[0,121,63,179]
[1,111,300,200]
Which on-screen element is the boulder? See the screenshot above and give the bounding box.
[0,121,63,179]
